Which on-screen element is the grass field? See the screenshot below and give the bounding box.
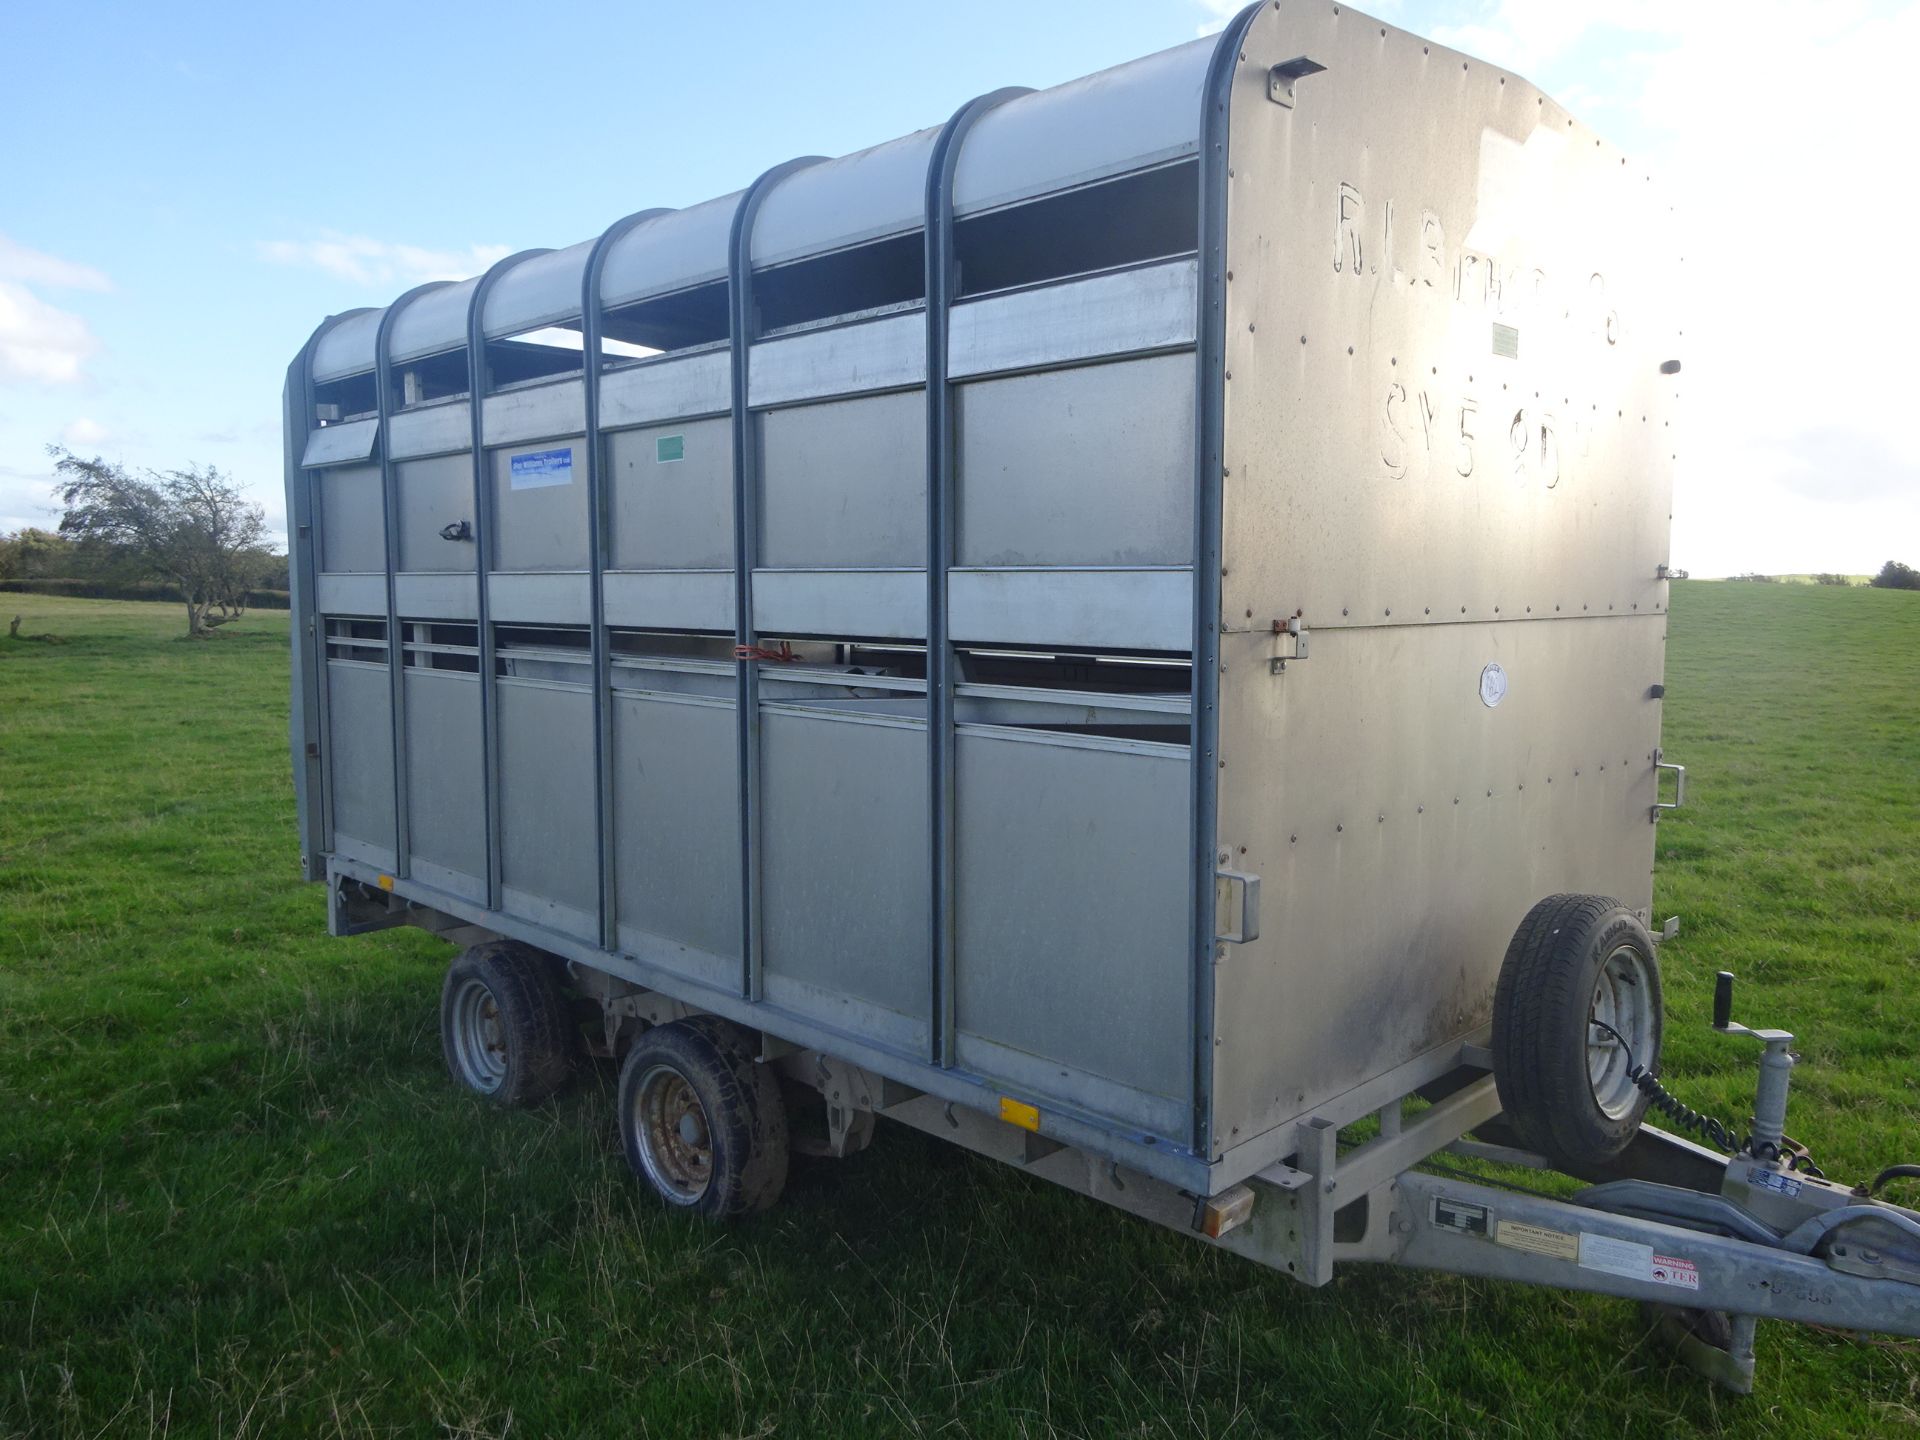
[2,586,1917,1438]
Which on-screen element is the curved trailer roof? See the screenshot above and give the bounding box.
[305,34,1217,383]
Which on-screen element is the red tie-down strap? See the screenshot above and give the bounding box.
[734,641,799,663]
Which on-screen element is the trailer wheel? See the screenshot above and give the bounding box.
[618,1018,789,1219]
[440,941,575,1107]
[1492,894,1663,1171]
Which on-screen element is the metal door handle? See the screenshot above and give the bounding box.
[1653,753,1686,817]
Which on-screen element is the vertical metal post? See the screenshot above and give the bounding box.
[373,283,451,881]
[727,158,824,1002]
[924,88,1029,1066]
[466,251,551,912]
[582,209,675,955]
[1189,5,1263,1159]
[284,315,367,881]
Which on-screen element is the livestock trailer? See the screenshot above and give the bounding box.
[285,1,1920,1389]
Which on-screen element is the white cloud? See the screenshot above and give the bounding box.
[0,236,110,387]
[0,280,100,385]
[0,234,113,293]
[61,417,109,449]
[260,233,511,288]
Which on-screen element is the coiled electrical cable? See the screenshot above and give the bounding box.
[1588,1018,1824,1177]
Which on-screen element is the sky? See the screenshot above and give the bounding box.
[2,0,1915,578]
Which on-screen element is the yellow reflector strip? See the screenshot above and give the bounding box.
[376,874,395,891]
[999,1096,1040,1132]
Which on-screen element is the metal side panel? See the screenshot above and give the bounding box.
[316,573,387,617]
[948,259,1196,380]
[311,310,381,383]
[388,401,472,461]
[751,127,939,268]
[401,669,484,902]
[956,354,1194,567]
[323,660,396,867]
[302,418,378,468]
[951,39,1212,214]
[607,418,734,570]
[752,570,925,639]
[598,350,731,430]
[759,390,926,568]
[397,453,478,572]
[488,439,588,572]
[481,378,587,449]
[953,728,1192,1139]
[759,710,930,1054]
[393,573,478,621]
[317,464,385,573]
[602,570,735,631]
[611,693,741,989]
[1209,615,1666,1168]
[597,193,742,311]
[486,572,591,626]
[388,281,477,366]
[948,568,1192,652]
[1214,6,1677,634]
[496,679,596,939]
[749,310,927,408]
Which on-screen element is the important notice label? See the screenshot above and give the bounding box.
[509,447,574,489]
[1496,1220,1579,1262]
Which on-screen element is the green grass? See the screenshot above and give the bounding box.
[2,587,1917,1438]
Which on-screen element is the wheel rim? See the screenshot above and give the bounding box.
[449,977,508,1093]
[630,1063,713,1204]
[1588,942,1656,1118]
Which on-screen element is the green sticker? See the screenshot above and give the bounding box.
[655,434,685,463]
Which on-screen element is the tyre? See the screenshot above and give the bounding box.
[618,1017,789,1219]
[439,941,575,1107]
[1491,894,1663,1171]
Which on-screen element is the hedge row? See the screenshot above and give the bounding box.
[0,578,292,610]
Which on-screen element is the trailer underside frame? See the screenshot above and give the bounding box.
[332,865,1920,1393]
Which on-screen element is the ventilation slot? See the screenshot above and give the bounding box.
[324,616,388,663]
[602,281,730,360]
[393,349,470,409]
[954,160,1199,297]
[401,621,480,673]
[494,624,591,684]
[755,231,926,333]
[954,645,1190,743]
[486,325,586,390]
[315,372,377,423]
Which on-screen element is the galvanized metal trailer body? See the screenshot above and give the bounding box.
[284,2,1920,1384]
[287,1,1676,1197]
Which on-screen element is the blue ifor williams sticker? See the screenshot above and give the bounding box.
[509,447,573,490]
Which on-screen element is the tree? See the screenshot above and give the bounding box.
[49,448,268,636]
[0,527,74,581]
[1872,560,1920,591]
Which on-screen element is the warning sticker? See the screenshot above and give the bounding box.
[1431,1196,1490,1236]
[1578,1233,1702,1289]
[1578,1233,1654,1280]
[1496,1220,1579,1261]
[1651,1255,1701,1290]
[509,447,574,490]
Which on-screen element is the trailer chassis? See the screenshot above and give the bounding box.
[333,867,1920,1392]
